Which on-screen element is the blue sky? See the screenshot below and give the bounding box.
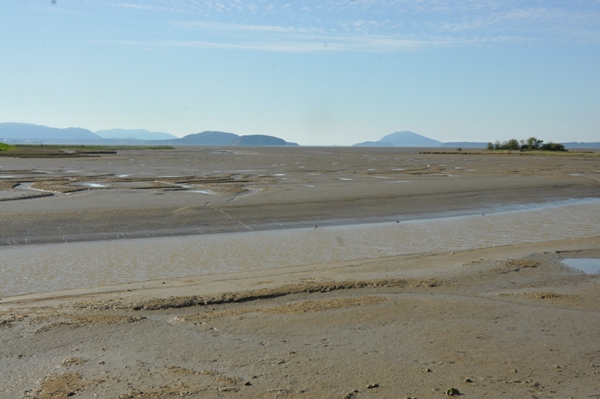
[1,0,599,145]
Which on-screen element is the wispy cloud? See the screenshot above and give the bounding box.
[92,33,525,54]
[174,21,324,34]
[88,0,600,52]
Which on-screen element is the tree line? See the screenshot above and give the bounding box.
[486,137,566,152]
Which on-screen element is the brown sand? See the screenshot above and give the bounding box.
[1,147,599,398]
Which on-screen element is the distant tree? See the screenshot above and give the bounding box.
[525,137,543,151]
[485,137,566,152]
[506,139,520,150]
[540,142,566,151]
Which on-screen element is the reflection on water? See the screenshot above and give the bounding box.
[562,258,600,274]
[1,199,599,297]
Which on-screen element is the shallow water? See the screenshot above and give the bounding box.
[1,199,599,297]
[562,258,600,274]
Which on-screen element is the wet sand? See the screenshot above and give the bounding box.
[1,147,600,398]
[1,147,599,245]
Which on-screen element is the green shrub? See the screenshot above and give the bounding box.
[540,142,566,151]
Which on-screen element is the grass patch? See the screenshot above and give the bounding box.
[420,150,599,157]
[14,144,175,150]
[1,145,175,158]
[0,143,14,151]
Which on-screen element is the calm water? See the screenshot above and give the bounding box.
[1,199,599,297]
[562,258,600,274]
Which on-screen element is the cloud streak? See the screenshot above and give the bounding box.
[91,0,600,52]
[93,33,525,54]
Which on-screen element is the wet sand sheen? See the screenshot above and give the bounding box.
[1,199,599,297]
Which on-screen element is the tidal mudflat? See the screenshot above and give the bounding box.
[1,147,599,398]
[1,198,599,297]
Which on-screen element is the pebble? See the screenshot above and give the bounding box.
[366,383,379,389]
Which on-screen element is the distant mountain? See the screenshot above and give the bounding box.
[230,135,289,146]
[176,131,239,145]
[0,123,101,141]
[95,129,177,141]
[354,131,442,147]
[353,141,394,147]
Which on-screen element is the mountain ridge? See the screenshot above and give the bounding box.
[354,131,442,147]
[0,123,101,141]
[95,129,177,141]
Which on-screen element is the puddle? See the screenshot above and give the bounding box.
[385,180,412,183]
[562,258,600,274]
[337,178,353,181]
[16,183,34,190]
[188,190,213,194]
[273,174,285,176]
[15,182,57,193]
[0,175,15,178]
[372,176,389,179]
[116,174,130,178]
[83,183,106,188]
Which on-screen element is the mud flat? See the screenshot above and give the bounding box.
[1,146,599,245]
[1,147,600,398]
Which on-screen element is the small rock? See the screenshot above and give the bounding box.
[464,378,473,383]
[244,381,252,386]
[446,387,460,396]
[423,368,432,372]
[366,383,379,389]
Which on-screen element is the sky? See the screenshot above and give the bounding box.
[1,0,599,146]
